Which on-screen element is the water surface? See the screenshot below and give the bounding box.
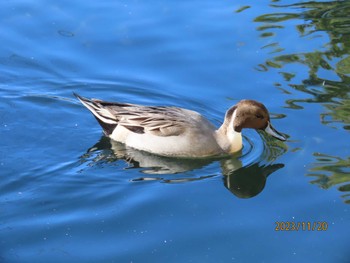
[1,0,349,262]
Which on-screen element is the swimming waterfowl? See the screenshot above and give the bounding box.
[74,93,286,157]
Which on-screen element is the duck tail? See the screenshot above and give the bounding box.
[74,92,118,135]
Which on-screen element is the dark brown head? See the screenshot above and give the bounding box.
[225,100,286,141]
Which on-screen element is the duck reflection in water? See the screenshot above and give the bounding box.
[222,162,284,198]
[80,136,284,199]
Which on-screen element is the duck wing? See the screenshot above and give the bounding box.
[74,93,193,137]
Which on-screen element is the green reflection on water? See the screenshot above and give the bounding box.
[251,0,350,203]
[309,153,350,204]
[235,5,251,13]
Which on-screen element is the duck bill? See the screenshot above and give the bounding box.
[264,122,286,141]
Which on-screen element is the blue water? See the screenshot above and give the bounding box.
[1,0,349,262]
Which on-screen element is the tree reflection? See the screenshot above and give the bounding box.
[255,0,350,127]
[251,0,350,203]
[309,153,350,204]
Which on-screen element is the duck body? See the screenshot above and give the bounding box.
[74,93,285,158]
[111,110,227,157]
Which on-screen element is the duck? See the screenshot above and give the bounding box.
[74,93,286,158]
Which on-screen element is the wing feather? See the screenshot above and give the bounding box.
[75,93,199,137]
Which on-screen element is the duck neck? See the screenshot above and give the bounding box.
[216,127,242,153]
[216,109,243,153]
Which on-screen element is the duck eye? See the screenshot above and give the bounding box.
[255,114,264,119]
